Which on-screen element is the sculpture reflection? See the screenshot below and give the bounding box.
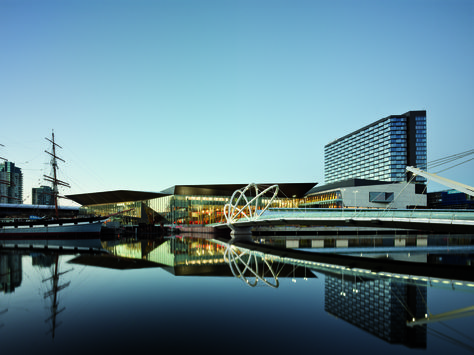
[217,238,474,351]
[224,243,279,288]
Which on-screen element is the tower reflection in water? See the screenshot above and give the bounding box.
[222,240,427,348]
[325,273,426,348]
[0,252,21,293]
[91,236,473,351]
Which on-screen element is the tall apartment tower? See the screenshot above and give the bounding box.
[32,185,54,205]
[0,161,24,204]
[324,111,427,184]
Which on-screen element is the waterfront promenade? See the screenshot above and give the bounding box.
[214,208,474,234]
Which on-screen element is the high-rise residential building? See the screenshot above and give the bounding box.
[325,274,427,348]
[0,161,23,204]
[32,185,54,205]
[324,111,427,184]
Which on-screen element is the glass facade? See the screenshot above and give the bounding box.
[324,111,427,184]
[81,190,302,226]
[32,185,54,205]
[147,193,300,225]
[300,190,342,208]
[325,274,427,347]
[0,161,23,204]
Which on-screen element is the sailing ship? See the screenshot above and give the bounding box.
[0,131,106,242]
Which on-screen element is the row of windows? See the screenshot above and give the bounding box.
[325,114,426,184]
[391,117,407,122]
[326,156,411,170]
[326,137,403,154]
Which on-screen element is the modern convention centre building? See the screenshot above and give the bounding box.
[66,183,316,226]
[66,111,429,227]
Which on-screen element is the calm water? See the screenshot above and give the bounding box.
[1,233,474,355]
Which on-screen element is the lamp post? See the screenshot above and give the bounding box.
[353,190,359,211]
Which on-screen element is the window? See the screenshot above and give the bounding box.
[369,192,394,203]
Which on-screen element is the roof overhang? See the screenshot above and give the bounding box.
[66,183,318,206]
[161,183,317,198]
[306,179,393,196]
[66,190,169,206]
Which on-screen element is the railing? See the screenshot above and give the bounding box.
[258,208,474,223]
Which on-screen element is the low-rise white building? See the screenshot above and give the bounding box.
[301,179,426,209]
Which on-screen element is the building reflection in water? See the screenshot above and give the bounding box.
[3,236,469,350]
[0,250,80,338]
[0,252,21,329]
[0,252,21,293]
[101,237,308,283]
[325,272,427,348]
[101,237,442,349]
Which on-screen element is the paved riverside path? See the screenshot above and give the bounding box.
[214,208,474,234]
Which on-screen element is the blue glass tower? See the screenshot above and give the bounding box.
[0,161,23,204]
[324,111,427,184]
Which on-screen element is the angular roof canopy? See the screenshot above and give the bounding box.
[66,183,317,206]
[161,183,317,198]
[66,190,169,206]
[306,179,394,195]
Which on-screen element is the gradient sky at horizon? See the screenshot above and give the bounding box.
[1,0,473,204]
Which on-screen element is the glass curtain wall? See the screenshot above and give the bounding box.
[300,190,343,208]
[80,201,142,224]
[82,194,304,227]
[146,194,300,226]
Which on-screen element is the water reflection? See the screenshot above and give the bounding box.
[224,243,279,288]
[39,253,72,339]
[0,248,101,340]
[219,236,474,351]
[1,235,473,354]
[325,272,427,348]
[0,251,21,293]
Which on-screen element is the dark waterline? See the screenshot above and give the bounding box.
[1,233,473,355]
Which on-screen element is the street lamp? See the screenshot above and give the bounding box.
[353,190,359,211]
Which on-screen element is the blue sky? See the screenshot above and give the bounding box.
[1,0,473,204]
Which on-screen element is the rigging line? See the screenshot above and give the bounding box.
[379,173,415,217]
[274,259,286,278]
[389,286,415,319]
[281,265,296,279]
[429,155,472,169]
[427,327,474,353]
[428,153,474,171]
[429,155,471,168]
[430,148,474,161]
[427,149,474,166]
[438,321,474,343]
[434,157,474,175]
[416,284,430,316]
[408,182,427,216]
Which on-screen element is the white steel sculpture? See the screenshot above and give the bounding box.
[223,183,279,226]
[224,244,279,288]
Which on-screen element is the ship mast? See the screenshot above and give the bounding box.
[44,131,70,218]
[43,253,72,339]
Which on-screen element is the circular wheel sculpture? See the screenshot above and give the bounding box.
[224,245,279,288]
[224,183,279,225]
